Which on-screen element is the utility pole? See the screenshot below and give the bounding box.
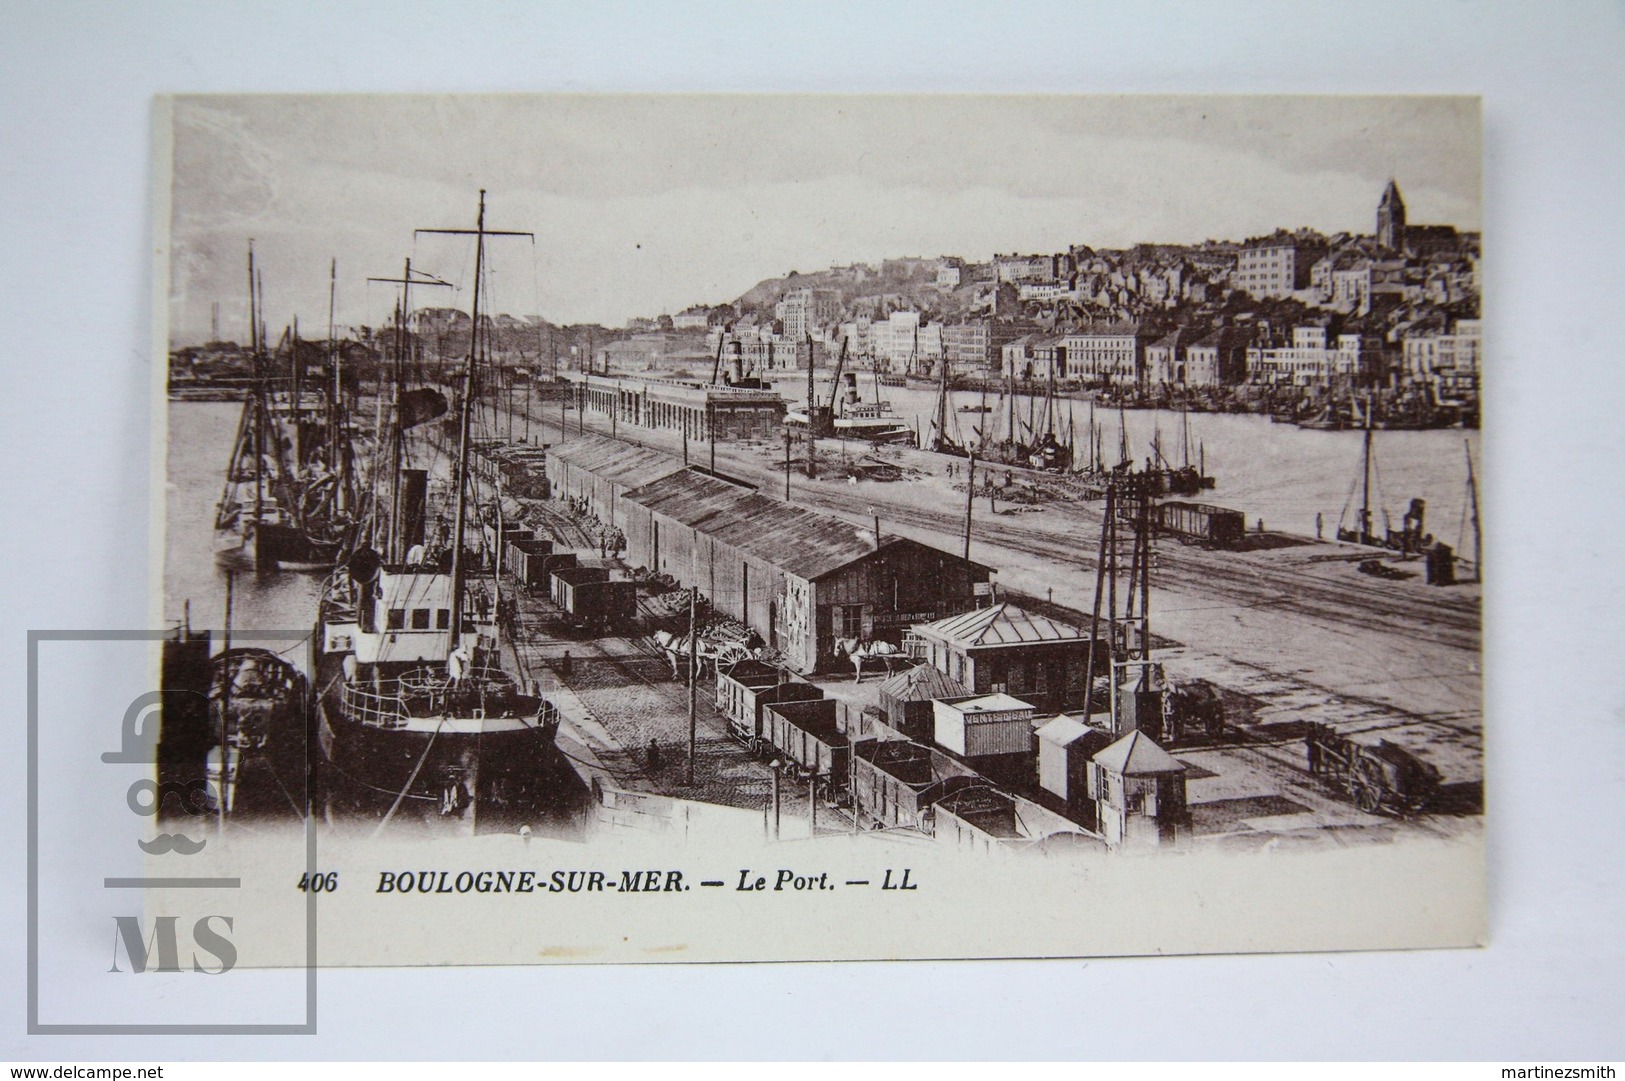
[686,588,698,786]
[218,569,234,836]
[1465,439,1482,582]
[963,452,976,561]
[783,428,792,501]
[771,760,782,840]
[708,401,717,473]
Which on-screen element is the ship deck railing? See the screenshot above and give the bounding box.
[340,665,556,730]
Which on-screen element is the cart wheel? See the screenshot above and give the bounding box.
[1354,785,1379,814]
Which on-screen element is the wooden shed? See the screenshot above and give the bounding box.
[543,434,684,529]
[1089,730,1190,850]
[908,603,1103,714]
[877,664,970,742]
[1034,714,1116,829]
[932,692,1038,788]
[621,468,993,674]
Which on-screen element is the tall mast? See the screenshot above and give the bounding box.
[1361,395,1374,541]
[327,257,349,515]
[805,332,815,427]
[1465,439,1482,580]
[248,242,263,531]
[1007,348,1016,448]
[368,257,452,559]
[416,191,533,634]
[935,340,950,450]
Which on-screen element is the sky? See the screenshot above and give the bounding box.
[165,94,1482,343]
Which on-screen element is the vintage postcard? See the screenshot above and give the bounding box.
[145,94,1484,966]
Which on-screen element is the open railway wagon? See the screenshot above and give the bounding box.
[715,659,825,750]
[505,536,555,592]
[849,738,986,833]
[1304,721,1441,815]
[760,698,849,795]
[540,551,579,592]
[551,565,638,634]
[1154,501,1246,549]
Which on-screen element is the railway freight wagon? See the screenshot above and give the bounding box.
[1154,501,1246,548]
[550,564,609,609]
[540,551,579,592]
[761,698,848,789]
[715,660,825,748]
[551,566,637,633]
[506,538,556,591]
[850,739,985,833]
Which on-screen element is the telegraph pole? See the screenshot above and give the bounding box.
[963,452,976,561]
[686,588,698,786]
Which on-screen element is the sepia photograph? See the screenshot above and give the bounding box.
[146,93,1484,966]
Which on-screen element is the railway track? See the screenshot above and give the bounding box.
[507,402,1478,648]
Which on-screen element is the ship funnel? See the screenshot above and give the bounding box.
[398,468,428,557]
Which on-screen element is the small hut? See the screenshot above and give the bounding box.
[1034,713,1116,829]
[877,664,970,741]
[1089,730,1189,850]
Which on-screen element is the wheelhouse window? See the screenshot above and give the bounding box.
[411,608,431,630]
[437,609,451,630]
[386,608,406,631]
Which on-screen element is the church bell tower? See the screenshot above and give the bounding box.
[1377,179,1407,252]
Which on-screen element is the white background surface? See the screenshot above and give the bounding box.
[2,0,1622,1061]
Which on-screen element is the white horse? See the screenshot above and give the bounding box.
[834,637,905,683]
[651,630,751,679]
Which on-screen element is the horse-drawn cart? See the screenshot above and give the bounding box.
[1304,721,1441,815]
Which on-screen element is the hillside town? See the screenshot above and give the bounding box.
[173,181,1479,430]
[164,176,1481,858]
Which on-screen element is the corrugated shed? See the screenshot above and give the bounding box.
[916,603,1088,648]
[623,469,756,525]
[877,664,968,704]
[548,434,683,492]
[625,468,947,581]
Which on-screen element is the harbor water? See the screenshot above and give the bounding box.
[165,388,1484,644]
[163,400,326,670]
[770,375,1483,548]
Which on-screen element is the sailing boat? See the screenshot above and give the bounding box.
[1335,395,1427,554]
[213,243,288,567]
[214,247,363,571]
[314,192,559,831]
